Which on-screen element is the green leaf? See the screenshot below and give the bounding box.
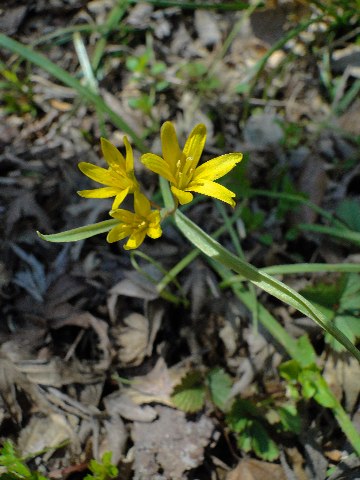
[37,219,120,243]
[301,274,360,352]
[295,336,317,368]
[299,223,360,247]
[336,199,360,232]
[299,368,337,408]
[226,398,260,432]
[171,371,206,413]
[279,360,301,382]
[173,210,360,361]
[250,420,280,461]
[84,452,118,480]
[277,404,302,434]
[207,368,232,411]
[232,415,280,461]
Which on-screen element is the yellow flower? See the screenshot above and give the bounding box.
[141,121,243,207]
[78,137,139,209]
[107,192,162,250]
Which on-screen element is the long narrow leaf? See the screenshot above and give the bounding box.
[37,219,119,243]
[174,210,360,361]
[299,223,360,247]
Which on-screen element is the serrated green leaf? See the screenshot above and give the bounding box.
[37,219,119,243]
[226,398,260,433]
[236,421,252,452]
[235,418,279,461]
[277,404,302,434]
[207,368,232,411]
[171,371,206,413]
[250,421,279,461]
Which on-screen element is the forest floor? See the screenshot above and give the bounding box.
[0,1,360,479]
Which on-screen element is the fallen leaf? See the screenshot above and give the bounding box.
[17,413,78,456]
[132,405,213,479]
[104,390,157,423]
[126,358,182,407]
[194,10,221,48]
[226,458,286,480]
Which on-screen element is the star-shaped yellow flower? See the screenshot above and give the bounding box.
[141,121,243,207]
[78,136,139,209]
[107,192,162,250]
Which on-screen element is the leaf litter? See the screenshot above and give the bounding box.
[0,1,360,479]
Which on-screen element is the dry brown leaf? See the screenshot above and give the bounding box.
[0,358,51,422]
[194,10,221,48]
[126,357,183,407]
[17,357,104,387]
[323,352,360,411]
[99,416,127,465]
[132,405,213,479]
[104,390,157,423]
[108,275,159,324]
[295,152,328,224]
[6,190,51,231]
[17,413,79,456]
[226,458,286,480]
[51,312,111,371]
[111,313,151,367]
[285,447,308,480]
[339,98,360,135]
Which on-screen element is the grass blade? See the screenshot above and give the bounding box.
[0,33,146,152]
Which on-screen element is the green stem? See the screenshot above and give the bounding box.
[332,398,360,456]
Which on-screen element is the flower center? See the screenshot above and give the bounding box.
[175,156,195,189]
[132,217,148,232]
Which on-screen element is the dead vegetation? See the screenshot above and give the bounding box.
[0,1,360,479]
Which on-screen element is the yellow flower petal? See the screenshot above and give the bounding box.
[112,187,130,209]
[101,137,126,172]
[141,153,176,183]
[109,209,135,222]
[192,153,243,181]
[123,136,134,173]
[147,224,162,239]
[147,211,162,238]
[124,230,147,250]
[171,186,193,205]
[77,187,120,199]
[107,224,132,243]
[78,162,111,183]
[161,121,183,173]
[78,162,122,186]
[188,180,236,207]
[134,192,151,217]
[183,123,206,169]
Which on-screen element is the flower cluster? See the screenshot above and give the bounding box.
[78,121,242,249]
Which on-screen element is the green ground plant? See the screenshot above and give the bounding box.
[0,61,36,116]
[0,441,47,480]
[0,442,118,480]
[171,367,301,461]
